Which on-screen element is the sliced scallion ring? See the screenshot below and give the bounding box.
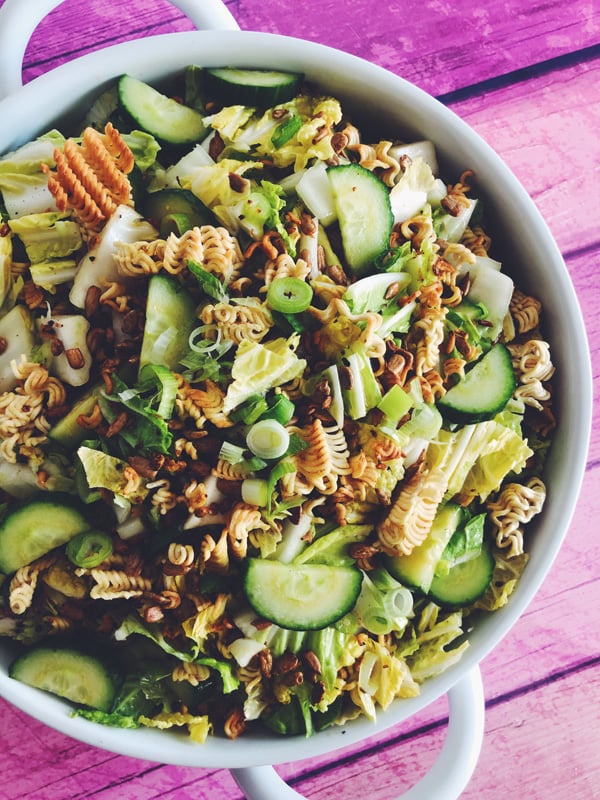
[66,531,113,569]
[138,363,178,418]
[266,277,313,314]
[246,418,290,460]
[241,478,270,507]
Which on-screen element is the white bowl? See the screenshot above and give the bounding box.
[0,0,592,780]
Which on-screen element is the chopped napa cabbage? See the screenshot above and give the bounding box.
[459,257,514,340]
[433,197,478,242]
[187,158,258,230]
[343,271,411,314]
[162,143,215,189]
[121,130,161,172]
[296,161,337,226]
[138,712,212,742]
[389,157,437,224]
[202,104,256,142]
[41,313,93,386]
[475,551,529,611]
[353,568,413,635]
[406,606,469,683]
[29,259,78,292]
[0,131,64,217]
[77,445,149,502]
[0,305,34,391]
[222,335,306,414]
[70,205,159,308]
[0,234,13,310]
[8,211,82,264]
[426,421,533,502]
[354,638,419,720]
[341,346,382,419]
[203,95,343,171]
[388,140,439,175]
[240,179,297,254]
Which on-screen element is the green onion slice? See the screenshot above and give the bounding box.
[138,363,178,418]
[66,531,113,569]
[266,277,313,314]
[261,394,295,425]
[246,418,290,460]
[271,114,302,149]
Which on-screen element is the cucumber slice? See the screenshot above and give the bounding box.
[203,67,304,107]
[327,164,393,277]
[427,541,494,607]
[244,558,363,630]
[0,494,91,574]
[386,503,464,593]
[144,188,215,235]
[437,343,516,424]
[118,75,206,145]
[139,274,197,372]
[9,646,117,711]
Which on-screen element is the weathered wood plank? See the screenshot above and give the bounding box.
[14,0,600,98]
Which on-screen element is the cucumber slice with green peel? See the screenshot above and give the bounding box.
[386,503,464,593]
[144,188,215,235]
[244,558,363,630]
[0,494,91,574]
[203,67,304,107]
[9,646,117,711]
[427,541,495,607]
[118,75,206,145]
[139,274,197,372]
[437,343,516,424]
[327,164,393,277]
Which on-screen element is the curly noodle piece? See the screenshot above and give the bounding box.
[377,464,447,556]
[0,359,66,463]
[200,300,273,344]
[172,661,211,686]
[115,225,244,285]
[44,123,133,236]
[224,502,276,560]
[309,297,386,360]
[510,289,542,334]
[9,565,40,615]
[187,380,233,429]
[460,225,492,256]
[407,281,446,376]
[349,140,403,186]
[487,477,546,558]
[284,419,351,496]
[508,339,554,412]
[263,253,310,287]
[82,569,153,599]
[200,528,230,573]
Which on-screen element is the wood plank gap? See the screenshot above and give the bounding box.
[437,42,600,105]
[564,241,600,261]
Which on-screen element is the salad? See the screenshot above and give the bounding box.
[0,66,555,741]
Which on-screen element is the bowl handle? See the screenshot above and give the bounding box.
[231,666,485,800]
[0,0,239,100]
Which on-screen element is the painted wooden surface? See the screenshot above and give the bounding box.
[0,0,599,797]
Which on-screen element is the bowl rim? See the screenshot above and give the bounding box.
[0,27,593,768]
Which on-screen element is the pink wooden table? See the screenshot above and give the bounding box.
[0,0,599,797]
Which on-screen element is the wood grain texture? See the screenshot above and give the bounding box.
[0,0,598,798]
